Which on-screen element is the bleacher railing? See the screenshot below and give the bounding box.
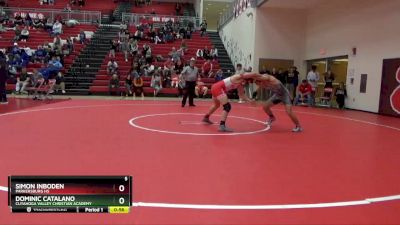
[0,7,101,24]
[122,12,201,30]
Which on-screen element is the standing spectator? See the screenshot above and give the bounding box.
[175,3,182,15]
[210,46,218,61]
[14,25,21,42]
[79,30,86,44]
[53,34,62,52]
[125,74,133,96]
[307,65,319,104]
[107,58,118,75]
[294,79,313,105]
[200,20,207,37]
[133,74,144,99]
[335,82,347,109]
[109,39,118,58]
[0,59,7,104]
[78,0,85,7]
[181,58,198,107]
[109,73,120,96]
[285,66,299,100]
[120,38,129,62]
[54,72,66,94]
[323,69,335,98]
[202,59,213,78]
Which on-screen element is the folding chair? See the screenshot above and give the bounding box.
[318,87,333,107]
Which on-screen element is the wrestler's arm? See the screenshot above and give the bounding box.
[237,85,252,102]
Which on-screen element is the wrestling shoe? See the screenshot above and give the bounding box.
[219,125,233,132]
[202,117,213,124]
[292,126,303,132]
[265,117,276,126]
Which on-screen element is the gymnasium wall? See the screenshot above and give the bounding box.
[253,7,307,74]
[305,0,400,113]
[219,7,257,70]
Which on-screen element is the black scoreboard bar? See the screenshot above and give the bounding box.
[8,176,132,213]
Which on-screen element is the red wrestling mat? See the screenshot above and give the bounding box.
[0,99,400,224]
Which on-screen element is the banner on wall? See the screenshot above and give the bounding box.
[379,58,400,117]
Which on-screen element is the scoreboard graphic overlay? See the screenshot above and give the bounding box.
[8,176,132,213]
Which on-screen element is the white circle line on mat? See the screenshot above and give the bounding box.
[129,113,270,136]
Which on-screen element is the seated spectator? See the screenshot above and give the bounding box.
[335,82,347,109]
[64,4,72,12]
[133,74,144,99]
[214,69,224,81]
[0,23,6,33]
[179,27,186,39]
[109,73,120,96]
[39,56,63,79]
[202,59,213,78]
[70,0,77,5]
[34,45,48,63]
[174,59,184,75]
[107,58,118,75]
[171,72,179,88]
[150,70,162,96]
[169,47,180,62]
[211,46,218,60]
[124,74,133,96]
[15,68,29,94]
[24,14,33,28]
[294,79,313,106]
[32,18,44,29]
[66,19,79,27]
[52,20,62,36]
[144,45,153,64]
[194,48,203,60]
[45,18,53,31]
[14,14,23,25]
[177,73,185,97]
[54,72,66,94]
[78,0,85,7]
[179,39,188,55]
[79,30,86,44]
[63,38,74,55]
[195,77,208,98]
[203,46,211,60]
[20,26,29,42]
[129,39,138,56]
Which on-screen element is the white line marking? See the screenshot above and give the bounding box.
[0,184,397,209]
[0,186,7,192]
[129,113,270,136]
[1,102,400,209]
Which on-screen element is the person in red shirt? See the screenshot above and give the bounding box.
[294,79,313,105]
[201,59,213,78]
